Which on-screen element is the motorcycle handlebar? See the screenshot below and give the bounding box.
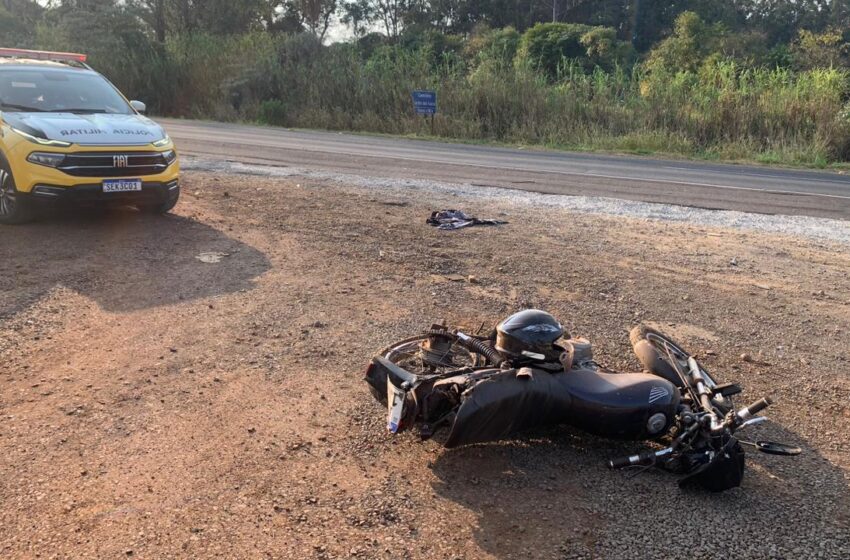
[611,397,774,471]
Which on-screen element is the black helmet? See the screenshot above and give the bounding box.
[495,309,566,362]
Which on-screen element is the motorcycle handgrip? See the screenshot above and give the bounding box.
[608,451,656,469]
[736,397,773,423]
[608,456,634,469]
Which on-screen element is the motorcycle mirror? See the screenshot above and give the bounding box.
[755,441,802,456]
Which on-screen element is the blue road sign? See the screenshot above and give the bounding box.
[412,90,437,115]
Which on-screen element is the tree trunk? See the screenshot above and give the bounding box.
[153,0,166,43]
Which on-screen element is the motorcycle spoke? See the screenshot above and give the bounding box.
[386,337,477,374]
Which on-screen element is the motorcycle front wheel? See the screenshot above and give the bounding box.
[630,325,730,413]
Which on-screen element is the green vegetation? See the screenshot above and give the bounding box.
[4,1,850,165]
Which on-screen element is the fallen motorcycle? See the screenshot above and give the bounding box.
[364,310,800,492]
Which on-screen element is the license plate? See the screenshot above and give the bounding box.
[103,179,142,193]
[387,381,406,433]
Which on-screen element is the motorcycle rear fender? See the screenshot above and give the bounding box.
[365,357,412,404]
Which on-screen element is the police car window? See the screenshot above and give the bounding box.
[0,69,132,114]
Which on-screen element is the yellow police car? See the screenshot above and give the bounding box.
[0,48,179,224]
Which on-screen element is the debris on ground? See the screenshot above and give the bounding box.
[426,209,507,230]
[196,251,230,263]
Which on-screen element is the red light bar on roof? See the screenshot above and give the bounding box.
[0,48,87,63]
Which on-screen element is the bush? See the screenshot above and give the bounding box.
[517,22,632,78]
[400,28,464,69]
[793,28,849,70]
[645,12,724,74]
[466,26,521,70]
[258,100,288,126]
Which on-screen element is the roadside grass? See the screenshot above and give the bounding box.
[181,115,850,173]
[140,33,850,171]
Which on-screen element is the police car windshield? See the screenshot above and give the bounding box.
[0,68,133,114]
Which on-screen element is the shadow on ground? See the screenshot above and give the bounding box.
[0,207,270,316]
[429,420,850,559]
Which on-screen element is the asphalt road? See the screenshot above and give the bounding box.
[161,118,850,220]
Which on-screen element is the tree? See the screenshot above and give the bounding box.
[128,0,276,37]
[517,21,633,78]
[793,28,848,69]
[644,11,722,74]
[0,0,43,47]
[374,0,414,38]
[342,0,374,37]
[290,0,338,40]
[738,0,831,45]
[192,0,269,34]
[133,0,167,42]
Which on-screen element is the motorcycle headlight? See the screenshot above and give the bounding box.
[152,135,171,147]
[27,151,66,168]
[161,149,176,166]
[12,127,72,147]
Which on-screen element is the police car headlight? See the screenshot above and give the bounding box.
[161,149,176,166]
[152,135,171,147]
[27,152,66,168]
[12,127,72,147]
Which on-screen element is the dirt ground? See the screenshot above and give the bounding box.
[2,171,849,559]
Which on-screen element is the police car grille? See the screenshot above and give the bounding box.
[58,152,168,177]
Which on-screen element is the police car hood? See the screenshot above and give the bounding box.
[4,112,166,146]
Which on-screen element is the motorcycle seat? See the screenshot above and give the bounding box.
[445,367,679,447]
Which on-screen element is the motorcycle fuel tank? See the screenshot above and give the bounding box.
[445,368,679,448]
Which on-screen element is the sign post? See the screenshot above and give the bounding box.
[411,90,437,134]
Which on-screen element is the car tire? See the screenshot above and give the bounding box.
[141,186,179,215]
[0,162,33,225]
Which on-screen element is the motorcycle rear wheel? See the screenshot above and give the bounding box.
[366,334,488,405]
[381,334,485,376]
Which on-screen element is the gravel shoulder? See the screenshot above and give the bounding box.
[1,169,849,559]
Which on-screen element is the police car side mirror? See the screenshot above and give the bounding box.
[130,100,146,114]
